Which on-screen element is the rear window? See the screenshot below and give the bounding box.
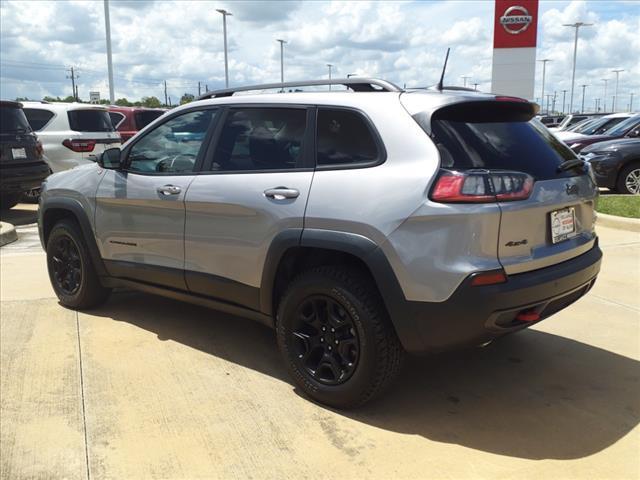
[108,112,125,129]
[426,103,577,180]
[0,106,31,134]
[135,110,164,129]
[23,108,54,131]
[67,109,114,132]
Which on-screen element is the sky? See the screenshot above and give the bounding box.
[0,0,638,112]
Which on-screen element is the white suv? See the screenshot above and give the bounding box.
[22,102,121,173]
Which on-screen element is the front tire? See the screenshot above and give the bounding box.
[276,266,404,409]
[616,162,640,195]
[46,219,111,309]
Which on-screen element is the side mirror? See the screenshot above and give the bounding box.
[99,147,123,169]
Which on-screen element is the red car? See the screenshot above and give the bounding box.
[107,106,166,142]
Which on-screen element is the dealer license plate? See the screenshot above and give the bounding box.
[12,148,27,159]
[550,207,576,244]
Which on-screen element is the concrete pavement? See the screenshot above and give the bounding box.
[1,213,639,479]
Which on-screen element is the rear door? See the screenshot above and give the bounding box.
[430,103,597,275]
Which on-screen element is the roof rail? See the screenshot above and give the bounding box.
[196,78,402,100]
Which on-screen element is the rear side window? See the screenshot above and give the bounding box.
[211,108,307,172]
[23,108,54,131]
[108,112,125,129]
[427,104,577,180]
[135,110,164,129]
[316,109,380,167]
[0,106,31,133]
[68,110,114,132]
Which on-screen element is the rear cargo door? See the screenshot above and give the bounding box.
[430,106,597,275]
[67,108,121,161]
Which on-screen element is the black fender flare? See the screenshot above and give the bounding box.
[40,197,108,277]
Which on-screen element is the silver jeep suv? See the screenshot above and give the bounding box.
[39,78,602,408]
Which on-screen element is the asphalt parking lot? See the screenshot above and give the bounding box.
[1,204,638,479]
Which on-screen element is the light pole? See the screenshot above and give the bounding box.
[552,91,557,113]
[546,94,553,115]
[538,59,551,114]
[601,78,608,112]
[346,73,357,78]
[216,9,232,88]
[561,89,567,114]
[461,75,471,87]
[327,63,333,91]
[612,69,624,112]
[631,93,635,112]
[563,22,593,114]
[103,0,115,103]
[276,39,287,86]
[473,82,479,91]
[580,84,588,113]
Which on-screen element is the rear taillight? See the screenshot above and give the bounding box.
[62,139,96,153]
[35,140,44,159]
[431,170,533,203]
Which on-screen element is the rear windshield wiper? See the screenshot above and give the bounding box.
[557,158,586,172]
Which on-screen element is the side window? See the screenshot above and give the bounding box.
[127,109,216,174]
[316,109,380,167]
[211,108,306,172]
[108,112,125,129]
[23,108,54,131]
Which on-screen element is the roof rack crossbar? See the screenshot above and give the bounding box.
[196,78,402,100]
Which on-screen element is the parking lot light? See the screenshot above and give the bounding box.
[612,69,624,112]
[563,22,593,114]
[216,9,232,88]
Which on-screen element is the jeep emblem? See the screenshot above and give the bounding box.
[500,6,533,35]
[565,183,580,195]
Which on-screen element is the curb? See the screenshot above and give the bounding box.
[596,212,640,233]
[0,221,18,247]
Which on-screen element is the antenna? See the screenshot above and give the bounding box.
[436,48,450,92]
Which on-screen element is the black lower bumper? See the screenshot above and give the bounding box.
[388,243,602,354]
[0,163,50,194]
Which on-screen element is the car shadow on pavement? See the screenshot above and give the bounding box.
[93,290,639,461]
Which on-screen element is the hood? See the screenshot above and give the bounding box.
[581,137,640,154]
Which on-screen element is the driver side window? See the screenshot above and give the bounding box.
[127,109,216,174]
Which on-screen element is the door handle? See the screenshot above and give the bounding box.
[157,184,182,196]
[263,187,300,200]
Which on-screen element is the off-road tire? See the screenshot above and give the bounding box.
[276,266,404,409]
[46,219,111,309]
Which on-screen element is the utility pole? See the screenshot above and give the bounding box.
[461,75,471,87]
[631,93,635,112]
[546,94,553,115]
[276,39,287,87]
[612,69,624,112]
[538,59,551,114]
[561,89,567,115]
[563,22,593,114]
[594,98,598,113]
[205,84,209,92]
[164,80,168,106]
[327,64,333,91]
[216,9,232,88]
[198,81,201,96]
[580,84,588,113]
[103,0,115,103]
[552,91,557,114]
[601,79,608,112]
[75,85,79,102]
[66,66,78,101]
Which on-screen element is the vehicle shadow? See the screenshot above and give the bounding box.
[1,204,38,226]
[91,290,640,461]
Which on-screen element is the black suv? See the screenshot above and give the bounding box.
[0,101,50,210]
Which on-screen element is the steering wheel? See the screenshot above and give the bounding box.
[156,153,196,172]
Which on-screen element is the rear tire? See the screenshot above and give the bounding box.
[276,266,404,409]
[46,219,111,309]
[0,193,21,211]
[616,162,640,195]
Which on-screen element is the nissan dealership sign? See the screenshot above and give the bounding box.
[499,6,533,34]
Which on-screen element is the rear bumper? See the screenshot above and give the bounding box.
[389,242,602,354]
[0,162,50,194]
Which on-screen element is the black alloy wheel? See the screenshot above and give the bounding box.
[50,235,82,295]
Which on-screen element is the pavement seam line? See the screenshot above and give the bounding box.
[589,293,640,313]
[76,311,91,480]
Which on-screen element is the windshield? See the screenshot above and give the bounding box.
[0,106,32,134]
[605,115,640,136]
[567,118,596,132]
[67,109,114,132]
[580,116,627,135]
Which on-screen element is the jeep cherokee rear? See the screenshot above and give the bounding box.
[38,78,602,408]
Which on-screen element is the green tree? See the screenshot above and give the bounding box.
[180,93,195,105]
[15,96,31,101]
[43,96,62,102]
[141,96,162,108]
[62,95,77,102]
[115,98,133,107]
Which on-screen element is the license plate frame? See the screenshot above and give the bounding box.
[11,148,27,159]
[550,207,577,244]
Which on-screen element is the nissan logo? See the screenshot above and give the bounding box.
[500,5,533,35]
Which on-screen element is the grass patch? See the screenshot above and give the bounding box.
[596,195,640,219]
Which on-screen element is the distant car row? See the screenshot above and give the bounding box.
[0,101,165,209]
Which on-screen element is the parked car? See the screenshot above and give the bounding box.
[538,115,565,128]
[22,102,121,172]
[38,78,602,408]
[580,138,640,194]
[0,101,50,210]
[562,114,640,153]
[107,106,165,142]
[549,113,593,132]
[554,113,632,141]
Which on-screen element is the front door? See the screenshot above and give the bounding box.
[95,108,219,289]
[184,106,314,310]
